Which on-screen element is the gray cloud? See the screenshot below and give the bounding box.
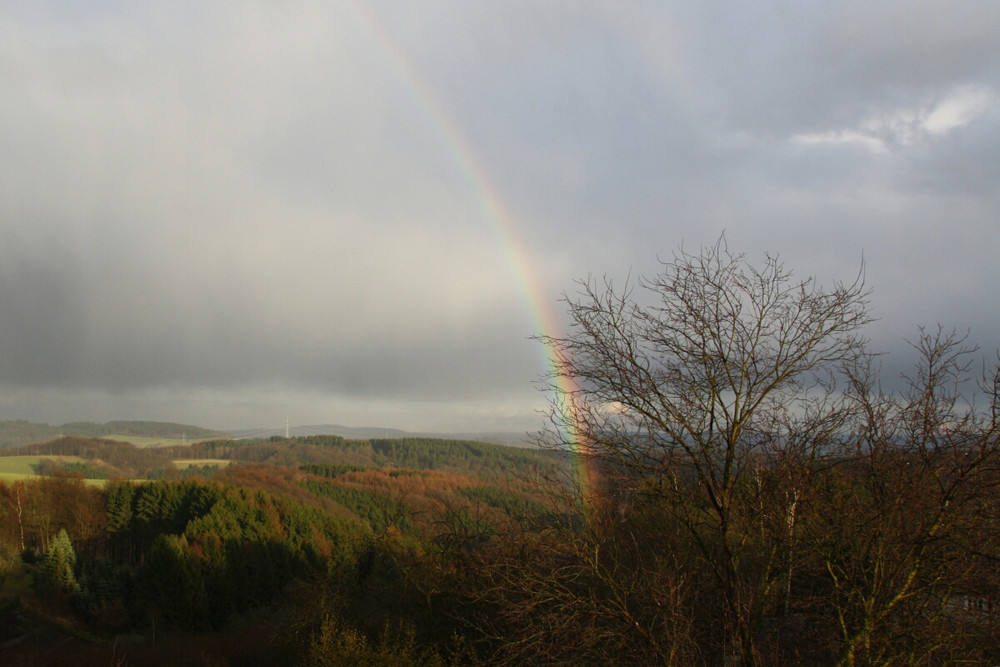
[1,1,997,431]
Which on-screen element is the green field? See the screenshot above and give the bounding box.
[0,455,232,485]
[103,434,207,448]
[0,455,85,479]
[0,455,104,486]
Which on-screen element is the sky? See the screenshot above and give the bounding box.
[1,1,998,434]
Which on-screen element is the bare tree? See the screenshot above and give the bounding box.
[535,238,871,663]
[804,328,1000,665]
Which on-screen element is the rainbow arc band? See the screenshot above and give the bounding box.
[340,2,596,499]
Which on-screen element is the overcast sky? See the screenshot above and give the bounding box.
[1,1,998,433]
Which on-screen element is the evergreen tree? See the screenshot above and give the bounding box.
[38,528,80,594]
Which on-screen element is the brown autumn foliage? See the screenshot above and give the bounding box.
[0,474,106,556]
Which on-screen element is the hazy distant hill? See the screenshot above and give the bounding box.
[228,423,536,448]
[0,419,226,449]
[0,419,533,450]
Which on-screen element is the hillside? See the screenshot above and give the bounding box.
[229,423,536,448]
[0,420,227,449]
[0,433,562,482]
[0,432,570,665]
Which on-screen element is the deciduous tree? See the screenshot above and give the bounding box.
[536,238,870,662]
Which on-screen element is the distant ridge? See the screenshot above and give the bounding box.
[0,419,534,450]
[227,424,535,448]
[0,419,227,449]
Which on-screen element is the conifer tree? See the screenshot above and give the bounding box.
[38,528,80,594]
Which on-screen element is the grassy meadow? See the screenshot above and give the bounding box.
[0,453,232,485]
[102,434,214,448]
[0,455,85,480]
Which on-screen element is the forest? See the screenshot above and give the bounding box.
[2,243,1000,665]
[0,434,569,665]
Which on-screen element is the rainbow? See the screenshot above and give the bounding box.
[339,2,598,503]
